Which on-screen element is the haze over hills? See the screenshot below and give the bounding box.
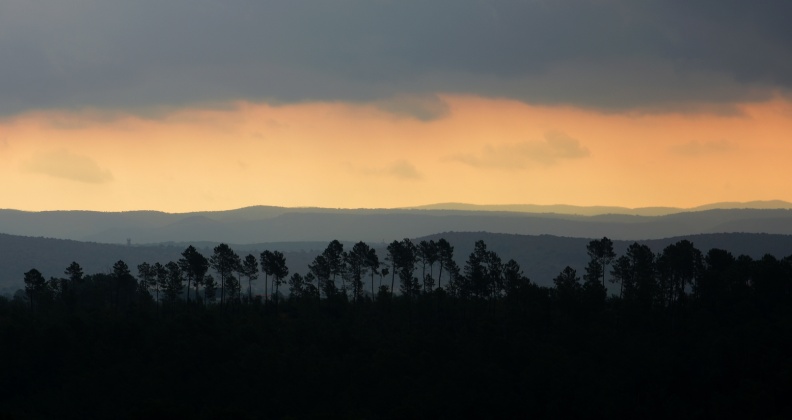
[405,200,792,216]
[2,201,791,293]
[2,202,792,245]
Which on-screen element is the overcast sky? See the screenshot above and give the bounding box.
[3,0,792,114]
[2,1,791,212]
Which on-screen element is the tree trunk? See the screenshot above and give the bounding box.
[422,263,426,293]
[220,274,225,306]
[601,262,607,290]
[391,267,396,295]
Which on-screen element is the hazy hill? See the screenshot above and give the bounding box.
[404,200,792,216]
[2,204,792,245]
[3,231,791,296]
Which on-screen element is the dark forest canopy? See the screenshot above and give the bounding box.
[2,237,792,418]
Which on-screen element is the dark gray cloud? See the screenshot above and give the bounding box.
[2,0,791,115]
[373,94,450,121]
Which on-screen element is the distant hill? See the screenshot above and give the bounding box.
[404,200,792,216]
[2,204,792,245]
[3,231,791,296]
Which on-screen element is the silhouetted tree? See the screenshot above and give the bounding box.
[417,240,438,292]
[48,274,60,295]
[657,240,703,307]
[322,240,345,293]
[23,268,47,310]
[553,266,581,305]
[180,245,209,304]
[260,250,274,301]
[269,251,289,304]
[241,254,259,301]
[225,275,240,304]
[484,246,504,301]
[288,273,305,299]
[585,237,616,289]
[65,261,83,284]
[395,239,419,298]
[112,260,137,309]
[503,259,530,298]
[63,261,83,304]
[152,262,166,307]
[463,240,503,301]
[611,242,657,306]
[137,262,155,300]
[446,260,465,298]
[203,274,217,303]
[436,238,454,290]
[366,247,380,298]
[753,253,792,309]
[582,270,606,307]
[163,261,184,303]
[309,254,334,298]
[698,248,740,309]
[423,273,435,291]
[303,272,319,300]
[344,241,371,302]
[211,243,241,306]
[386,240,401,295]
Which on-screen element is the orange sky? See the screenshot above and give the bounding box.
[1,95,791,212]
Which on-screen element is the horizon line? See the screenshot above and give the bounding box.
[2,199,792,215]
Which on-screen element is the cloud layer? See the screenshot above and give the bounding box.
[23,150,113,184]
[671,140,736,157]
[451,131,590,169]
[2,0,792,115]
[350,160,424,180]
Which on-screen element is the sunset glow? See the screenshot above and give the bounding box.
[3,1,792,212]
[2,95,791,212]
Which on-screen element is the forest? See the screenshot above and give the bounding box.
[2,237,791,418]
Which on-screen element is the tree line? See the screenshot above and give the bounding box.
[17,236,792,317]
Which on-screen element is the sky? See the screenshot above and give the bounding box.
[2,0,792,212]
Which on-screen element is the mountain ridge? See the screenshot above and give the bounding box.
[4,200,791,217]
[403,200,792,216]
[2,205,792,245]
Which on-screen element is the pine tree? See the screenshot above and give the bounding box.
[211,243,241,306]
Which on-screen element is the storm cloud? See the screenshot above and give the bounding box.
[2,0,792,115]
